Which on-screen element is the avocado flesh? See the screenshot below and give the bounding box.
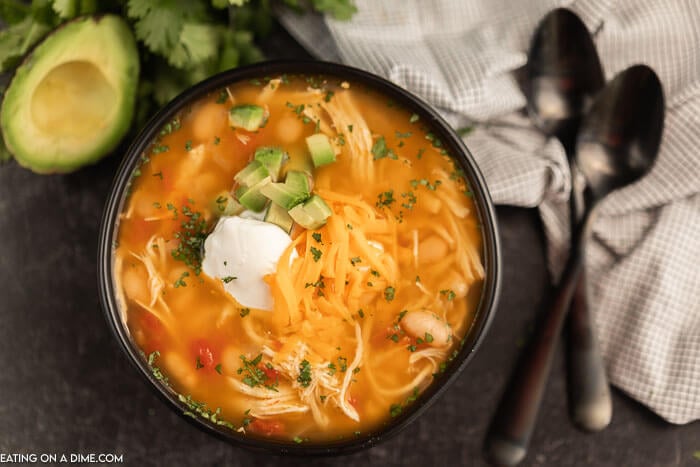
[1,15,139,173]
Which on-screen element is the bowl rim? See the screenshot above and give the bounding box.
[97,59,501,455]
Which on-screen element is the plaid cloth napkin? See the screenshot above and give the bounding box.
[277,0,700,424]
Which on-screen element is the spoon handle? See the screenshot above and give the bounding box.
[566,272,612,431]
[484,254,583,466]
[566,164,613,432]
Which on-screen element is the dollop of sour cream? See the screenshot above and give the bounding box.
[202,216,293,311]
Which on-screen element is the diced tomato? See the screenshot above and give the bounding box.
[259,364,280,385]
[190,339,217,370]
[249,418,286,436]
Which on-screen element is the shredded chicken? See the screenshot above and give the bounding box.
[320,91,374,184]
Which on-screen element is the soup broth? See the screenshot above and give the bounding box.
[114,75,484,442]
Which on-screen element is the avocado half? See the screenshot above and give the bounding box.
[1,15,139,173]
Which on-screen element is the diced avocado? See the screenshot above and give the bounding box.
[234,160,269,187]
[229,104,267,131]
[254,147,288,181]
[264,202,294,234]
[288,194,332,230]
[213,191,244,216]
[284,170,311,194]
[236,176,271,212]
[259,182,307,210]
[303,194,333,222]
[0,15,139,173]
[306,133,336,167]
[288,204,317,229]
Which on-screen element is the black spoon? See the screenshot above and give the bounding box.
[484,65,664,466]
[524,8,612,432]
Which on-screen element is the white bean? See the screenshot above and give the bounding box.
[401,310,451,346]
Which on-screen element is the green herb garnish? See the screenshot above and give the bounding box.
[384,286,396,301]
[310,246,322,262]
[174,271,189,288]
[440,289,456,301]
[297,360,312,387]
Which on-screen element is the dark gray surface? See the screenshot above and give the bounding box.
[0,22,698,467]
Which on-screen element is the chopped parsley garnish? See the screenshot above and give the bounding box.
[242,409,252,427]
[324,91,334,102]
[327,363,337,376]
[320,395,327,403]
[389,333,399,343]
[408,344,417,352]
[376,190,395,208]
[238,354,278,391]
[424,332,434,343]
[222,276,237,283]
[293,436,304,444]
[147,351,169,385]
[358,309,365,318]
[179,394,234,429]
[384,286,396,301]
[215,363,223,375]
[239,308,250,318]
[337,133,346,146]
[401,191,417,210]
[417,148,425,160]
[214,136,220,145]
[371,136,388,160]
[337,357,348,372]
[395,130,412,139]
[152,144,169,154]
[389,387,420,418]
[409,113,420,123]
[174,271,189,288]
[440,289,456,301]
[312,232,322,243]
[171,204,209,275]
[153,202,162,209]
[353,367,361,374]
[346,223,353,230]
[152,171,163,180]
[160,118,181,136]
[195,356,204,370]
[410,178,442,190]
[370,269,380,277]
[287,102,305,115]
[457,125,474,137]
[347,124,353,133]
[350,257,361,266]
[310,246,322,262]
[398,310,408,321]
[185,140,192,151]
[297,360,312,387]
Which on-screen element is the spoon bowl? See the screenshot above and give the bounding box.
[526,8,605,149]
[577,64,665,201]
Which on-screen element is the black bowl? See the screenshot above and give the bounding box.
[97,60,501,455]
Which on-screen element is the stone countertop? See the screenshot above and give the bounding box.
[0,21,698,467]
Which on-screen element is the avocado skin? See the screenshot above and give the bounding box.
[0,15,139,174]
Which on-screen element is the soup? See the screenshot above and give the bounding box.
[114,74,484,443]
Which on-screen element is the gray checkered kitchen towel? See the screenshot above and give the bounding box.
[277,0,700,424]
